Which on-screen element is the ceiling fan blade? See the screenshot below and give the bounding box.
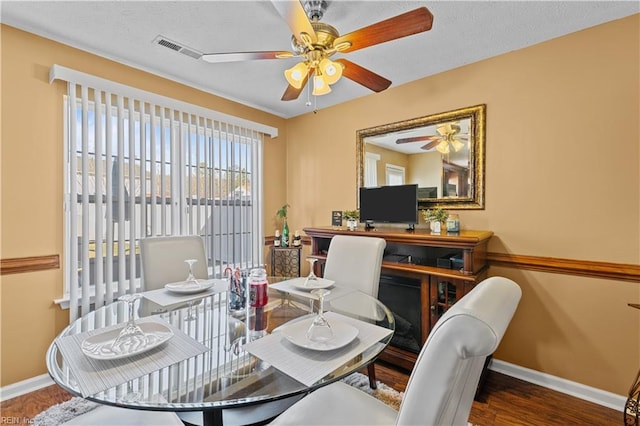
[270,0,317,44]
[396,136,437,144]
[421,140,440,151]
[335,59,391,92]
[334,7,433,53]
[201,51,295,63]
[281,69,311,101]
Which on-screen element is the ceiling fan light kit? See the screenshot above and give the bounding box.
[201,1,434,102]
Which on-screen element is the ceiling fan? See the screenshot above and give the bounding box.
[396,122,469,154]
[200,1,433,101]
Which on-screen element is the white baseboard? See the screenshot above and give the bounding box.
[490,359,626,412]
[0,374,54,402]
[1,361,628,413]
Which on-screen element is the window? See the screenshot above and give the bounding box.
[54,66,276,320]
[385,164,405,185]
[364,152,380,187]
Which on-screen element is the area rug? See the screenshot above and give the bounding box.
[32,397,99,426]
[32,372,403,424]
[341,371,404,411]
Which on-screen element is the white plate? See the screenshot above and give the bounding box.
[164,279,215,294]
[281,316,358,351]
[81,322,173,360]
[292,277,335,291]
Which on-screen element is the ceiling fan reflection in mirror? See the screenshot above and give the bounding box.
[200,0,433,101]
[396,122,469,154]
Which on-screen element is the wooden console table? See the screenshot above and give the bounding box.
[304,225,493,369]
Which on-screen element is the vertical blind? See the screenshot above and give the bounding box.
[54,66,275,321]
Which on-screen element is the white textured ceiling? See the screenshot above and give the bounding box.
[2,1,638,118]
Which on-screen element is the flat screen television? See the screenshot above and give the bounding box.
[359,184,418,229]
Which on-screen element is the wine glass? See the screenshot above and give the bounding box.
[119,379,142,403]
[185,259,198,284]
[304,258,318,287]
[111,294,146,354]
[184,259,199,321]
[306,289,333,343]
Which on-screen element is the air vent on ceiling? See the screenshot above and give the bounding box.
[153,35,202,60]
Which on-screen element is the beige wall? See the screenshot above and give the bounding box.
[408,152,442,195]
[0,25,288,386]
[285,15,640,395]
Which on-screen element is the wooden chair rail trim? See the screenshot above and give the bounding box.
[2,251,637,283]
[0,255,60,275]
[487,252,640,283]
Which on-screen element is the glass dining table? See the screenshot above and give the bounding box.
[46,277,395,426]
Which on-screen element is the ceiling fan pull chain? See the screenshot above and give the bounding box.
[306,77,312,107]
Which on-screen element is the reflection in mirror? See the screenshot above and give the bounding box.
[356,104,485,210]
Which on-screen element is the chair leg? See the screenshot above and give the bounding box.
[367,363,377,389]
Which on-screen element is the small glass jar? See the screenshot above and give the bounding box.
[248,268,268,339]
[446,214,460,232]
[274,230,281,247]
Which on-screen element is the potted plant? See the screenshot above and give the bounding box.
[422,208,448,233]
[276,204,290,246]
[343,209,359,231]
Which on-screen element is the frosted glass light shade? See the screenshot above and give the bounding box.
[284,62,309,89]
[451,138,465,152]
[312,74,331,95]
[319,58,342,85]
[436,141,450,154]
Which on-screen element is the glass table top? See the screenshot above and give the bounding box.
[46,277,395,418]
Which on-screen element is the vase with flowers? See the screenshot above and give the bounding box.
[343,209,359,231]
[422,208,448,234]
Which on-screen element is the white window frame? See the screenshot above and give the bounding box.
[385,164,406,185]
[365,152,380,187]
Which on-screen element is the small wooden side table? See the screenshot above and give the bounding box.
[625,303,640,426]
[270,246,302,277]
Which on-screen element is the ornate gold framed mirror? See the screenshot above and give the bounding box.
[356,104,486,210]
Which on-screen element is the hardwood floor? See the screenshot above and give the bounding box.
[375,362,621,426]
[1,362,621,425]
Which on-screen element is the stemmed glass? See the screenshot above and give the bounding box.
[111,293,146,355]
[119,380,142,403]
[185,259,198,284]
[304,258,318,287]
[306,289,333,343]
[184,259,199,321]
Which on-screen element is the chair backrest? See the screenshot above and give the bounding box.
[322,235,386,297]
[396,276,521,426]
[139,235,209,291]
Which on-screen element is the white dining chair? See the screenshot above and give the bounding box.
[322,235,386,388]
[139,235,209,291]
[269,276,522,426]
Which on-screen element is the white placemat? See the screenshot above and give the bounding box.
[55,317,209,397]
[269,278,355,301]
[141,279,227,307]
[242,312,392,387]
